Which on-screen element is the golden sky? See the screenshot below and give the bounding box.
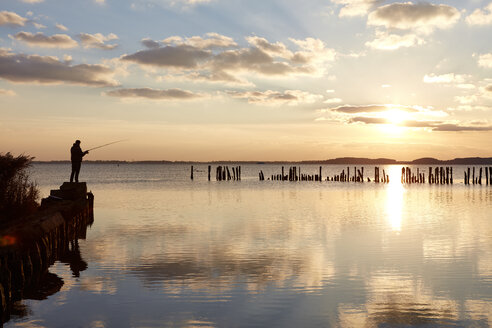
[1,0,492,161]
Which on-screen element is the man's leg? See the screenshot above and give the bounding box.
[70,162,76,182]
[74,162,81,182]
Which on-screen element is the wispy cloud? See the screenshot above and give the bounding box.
[466,2,492,26]
[79,33,119,50]
[0,88,16,96]
[331,0,378,17]
[55,23,68,31]
[0,11,28,27]
[106,87,203,100]
[366,32,425,50]
[423,73,470,84]
[477,53,492,68]
[228,90,323,106]
[12,32,78,48]
[19,0,44,3]
[330,104,419,114]
[0,48,118,86]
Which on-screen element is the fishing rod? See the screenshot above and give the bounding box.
[86,139,128,152]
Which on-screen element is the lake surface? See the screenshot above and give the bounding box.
[6,163,492,327]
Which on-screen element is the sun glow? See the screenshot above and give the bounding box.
[384,109,409,125]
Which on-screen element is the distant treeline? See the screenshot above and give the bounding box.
[33,157,492,165]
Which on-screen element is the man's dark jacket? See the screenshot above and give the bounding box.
[71,144,85,163]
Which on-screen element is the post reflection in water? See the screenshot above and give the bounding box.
[8,163,492,328]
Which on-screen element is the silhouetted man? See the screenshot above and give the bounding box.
[70,140,89,182]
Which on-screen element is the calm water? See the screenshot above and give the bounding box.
[6,163,492,327]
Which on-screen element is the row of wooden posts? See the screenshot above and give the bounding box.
[260,166,390,183]
[260,166,323,181]
[190,165,492,185]
[464,167,492,185]
[190,165,242,181]
[401,166,454,184]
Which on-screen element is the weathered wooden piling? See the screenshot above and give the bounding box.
[479,167,482,185]
[487,167,489,185]
[208,165,211,181]
[190,165,193,180]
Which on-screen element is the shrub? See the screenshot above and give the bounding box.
[0,152,39,223]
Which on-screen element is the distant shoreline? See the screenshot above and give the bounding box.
[33,157,492,165]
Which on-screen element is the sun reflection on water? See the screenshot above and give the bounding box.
[386,166,405,231]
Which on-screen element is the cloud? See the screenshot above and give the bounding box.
[349,116,388,124]
[332,0,378,17]
[122,34,335,85]
[105,87,202,100]
[79,33,119,50]
[0,48,118,87]
[141,38,161,49]
[228,90,323,106]
[20,0,44,3]
[163,32,237,49]
[94,0,105,5]
[454,95,478,105]
[12,32,78,48]
[348,116,492,131]
[423,73,469,84]
[478,53,492,68]
[368,2,460,34]
[122,44,210,68]
[0,88,16,96]
[366,32,425,50]
[330,104,419,114]
[324,97,342,104]
[56,23,68,31]
[486,85,492,93]
[0,11,28,27]
[466,2,492,25]
[32,22,46,29]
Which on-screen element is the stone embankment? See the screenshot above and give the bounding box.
[0,182,94,323]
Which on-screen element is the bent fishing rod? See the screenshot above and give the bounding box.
[86,139,128,152]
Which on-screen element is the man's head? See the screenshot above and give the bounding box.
[75,140,81,145]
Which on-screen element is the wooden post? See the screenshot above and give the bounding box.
[467,167,470,185]
[473,167,475,185]
[450,167,453,184]
[464,171,467,185]
[319,166,322,182]
[479,167,482,185]
[208,165,211,181]
[191,165,193,180]
[446,167,449,184]
[487,167,489,185]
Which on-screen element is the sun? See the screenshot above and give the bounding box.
[384,108,408,125]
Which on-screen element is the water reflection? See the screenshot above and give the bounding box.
[8,164,492,327]
[386,166,405,231]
